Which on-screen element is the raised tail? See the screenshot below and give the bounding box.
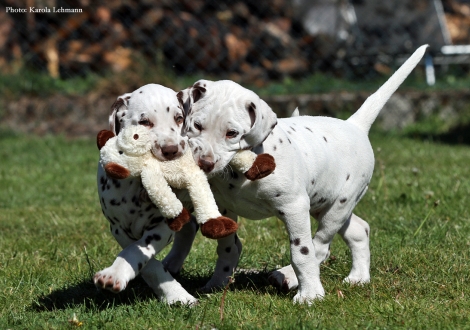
[347,44,428,134]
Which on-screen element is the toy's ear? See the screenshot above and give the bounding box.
[104,163,131,180]
[109,93,132,134]
[97,130,115,150]
[239,99,278,149]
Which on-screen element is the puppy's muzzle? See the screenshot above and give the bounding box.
[161,145,180,160]
[198,157,215,173]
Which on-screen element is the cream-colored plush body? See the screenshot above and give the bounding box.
[100,125,257,224]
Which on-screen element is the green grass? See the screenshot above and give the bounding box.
[1,128,469,329]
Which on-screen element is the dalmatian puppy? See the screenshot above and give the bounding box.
[95,83,198,305]
[164,45,428,304]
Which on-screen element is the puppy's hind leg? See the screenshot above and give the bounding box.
[163,215,199,275]
[200,210,242,292]
[338,213,370,284]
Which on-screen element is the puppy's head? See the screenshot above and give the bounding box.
[109,84,187,161]
[180,79,277,175]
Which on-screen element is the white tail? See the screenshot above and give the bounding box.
[347,45,428,134]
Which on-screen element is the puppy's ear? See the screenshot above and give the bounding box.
[97,130,115,150]
[109,93,132,134]
[177,88,191,117]
[239,99,278,149]
[191,81,207,104]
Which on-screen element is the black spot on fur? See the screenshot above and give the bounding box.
[340,198,347,204]
[305,127,313,132]
[115,228,119,235]
[290,126,296,132]
[273,145,277,151]
[287,138,291,144]
[229,184,235,190]
[167,107,170,112]
[346,174,350,181]
[278,210,285,216]
[222,209,227,215]
[287,131,292,135]
[311,179,315,185]
[318,197,326,203]
[110,199,119,206]
[112,179,121,189]
[279,138,283,143]
[145,235,153,245]
[225,247,231,253]
[300,246,309,255]
[138,263,143,270]
[106,184,111,190]
[140,91,142,93]
[121,196,127,204]
[145,205,152,212]
[153,234,161,241]
[323,136,327,142]
[101,197,107,209]
[276,193,281,197]
[230,171,239,180]
[291,238,300,246]
[223,266,231,272]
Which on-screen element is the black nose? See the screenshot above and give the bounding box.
[161,145,179,160]
[198,158,214,173]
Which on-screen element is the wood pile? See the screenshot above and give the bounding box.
[1,0,470,82]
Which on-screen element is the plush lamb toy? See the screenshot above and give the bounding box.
[97,126,275,239]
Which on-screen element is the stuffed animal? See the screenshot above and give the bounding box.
[97,126,275,239]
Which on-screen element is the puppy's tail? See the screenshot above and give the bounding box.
[347,44,428,135]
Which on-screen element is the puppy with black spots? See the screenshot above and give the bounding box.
[95,84,198,305]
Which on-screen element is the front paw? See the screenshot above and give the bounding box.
[167,208,191,231]
[200,217,238,239]
[94,268,129,293]
[244,154,276,180]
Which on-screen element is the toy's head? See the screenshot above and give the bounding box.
[97,126,153,179]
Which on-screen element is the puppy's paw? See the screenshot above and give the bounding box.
[94,269,129,293]
[244,153,276,180]
[268,265,298,292]
[167,208,191,232]
[200,217,238,239]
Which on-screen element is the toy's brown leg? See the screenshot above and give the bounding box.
[200,217,238,239]
[244,154,276,181]
[167,208,191,232]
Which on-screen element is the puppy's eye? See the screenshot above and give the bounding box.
[194,122,202,131]
[226,130,238,138]
[175,115,184,125]
[138,119,153,127]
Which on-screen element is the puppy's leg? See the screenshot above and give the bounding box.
[163,215,199,275]
[141,259,198,305]
[279,203,323,304]
[94,225,172,293]
[200,210,242,292]
[338,213,370,284]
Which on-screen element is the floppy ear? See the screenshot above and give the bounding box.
[177,88,192,117]
[109,93,132,134]
[97,130,115,150]
[239,99,278,149]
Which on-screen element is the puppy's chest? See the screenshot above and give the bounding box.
[98,173,164,239]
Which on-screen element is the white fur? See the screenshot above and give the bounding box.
[165,45,428,304]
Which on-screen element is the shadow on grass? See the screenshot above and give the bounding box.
[406,123,470,145]
[32,268,284,311]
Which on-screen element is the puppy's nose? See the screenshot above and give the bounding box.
[161,145,179,160]
[198,158,214,173]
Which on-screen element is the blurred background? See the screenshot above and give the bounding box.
[1,0,470,141]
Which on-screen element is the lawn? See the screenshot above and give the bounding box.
[0,128,469,329]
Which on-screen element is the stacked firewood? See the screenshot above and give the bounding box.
[1,0,469,81]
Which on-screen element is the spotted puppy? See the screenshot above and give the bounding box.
[95,83,198,305]
[164,45,428,304]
